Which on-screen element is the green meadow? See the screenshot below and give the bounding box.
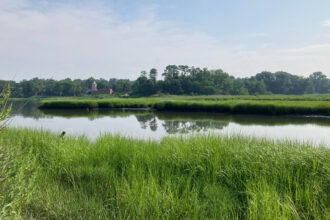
[1,128,329,219]
[39,95,330,115]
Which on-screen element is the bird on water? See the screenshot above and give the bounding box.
[60,131,66,138]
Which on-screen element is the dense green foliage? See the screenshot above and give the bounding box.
[0,129,329,219]
[1,65,329,97]
[39,96,330,115]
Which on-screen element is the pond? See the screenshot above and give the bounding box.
[7,99,330,147]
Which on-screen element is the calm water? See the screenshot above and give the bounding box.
[7,100,330,147]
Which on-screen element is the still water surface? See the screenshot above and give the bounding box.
[8,100,330,147]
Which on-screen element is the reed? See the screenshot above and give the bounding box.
[1,128,329,219]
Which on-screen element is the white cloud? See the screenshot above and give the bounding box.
[277,44,330,56]
[0,0,329,80]
[0,0,27,10]
[323,19,330,27]
[232,44,330,77]
[0,0,232,80]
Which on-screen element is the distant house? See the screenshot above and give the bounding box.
[91,81,113,95]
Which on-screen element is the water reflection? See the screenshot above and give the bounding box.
[27,108,330,126]
[8,99,330,146]
[10,99,46,119]
[133,114,228,134]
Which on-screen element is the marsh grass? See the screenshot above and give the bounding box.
[39,97,330,115]
[0,128,329,219]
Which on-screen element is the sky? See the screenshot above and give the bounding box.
[0,0,330,80]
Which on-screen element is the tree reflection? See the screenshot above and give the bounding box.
[162,120,228,134]
[135,114,156,130]
[149,118,158,131]
[135,114,229,134]
[10,99,48,119]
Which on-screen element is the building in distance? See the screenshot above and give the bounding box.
[90,81,113,95]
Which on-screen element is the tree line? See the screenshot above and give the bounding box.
[1,65,329,97]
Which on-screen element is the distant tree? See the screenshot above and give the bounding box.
[231,79,248,95]
[163,65,179,79]
[20,80,39,97]
[308,72,329,93]
[149,68,157,82]
[305,81,315,94]
[96,78,109,89]
[178,65,189,76]
[140,71,147,78]
[133,72,156,96]
[245,77,267,95]
[1,65,328,97]
[256,71,276,93]
[162,78,183,94]
[113,79,132,94]
[84,77,96,91]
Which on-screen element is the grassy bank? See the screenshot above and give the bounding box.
[1,129,329,219]
[41,94,330,101]
[39,96,330,115]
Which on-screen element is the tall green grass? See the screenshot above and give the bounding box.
[39,97,330,115]
[1,128,329,219]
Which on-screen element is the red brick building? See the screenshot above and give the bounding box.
[91,81,113,95]
[91,88,113,95]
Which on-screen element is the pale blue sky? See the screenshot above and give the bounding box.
[109,0,330,45]
[0,0,329,80]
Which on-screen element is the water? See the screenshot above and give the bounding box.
[7,100,330,147]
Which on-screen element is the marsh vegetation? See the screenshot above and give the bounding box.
[40,95,330,116]
[0,129,329,219]
[2,94,330,219]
